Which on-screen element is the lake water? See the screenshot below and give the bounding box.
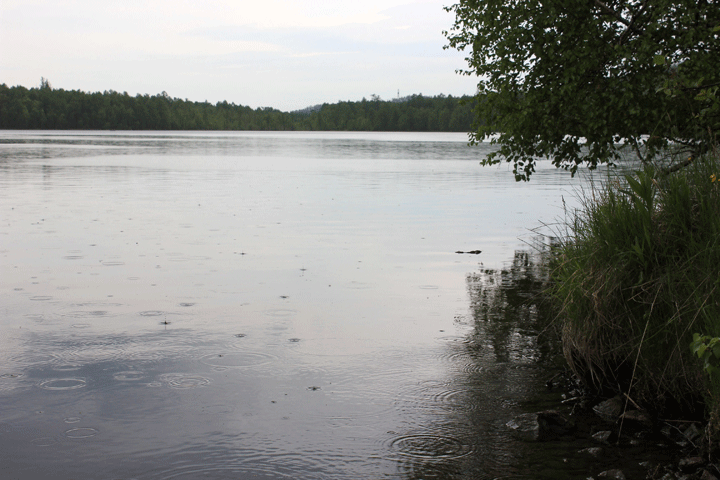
[0,131,656,479]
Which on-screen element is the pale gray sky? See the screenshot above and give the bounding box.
[0,0,477,111]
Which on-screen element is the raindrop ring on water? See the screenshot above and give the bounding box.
[199,352,276,368]
[158,373,211,389]
[38,378,87,390]
[64,427,99,439]
[388,433,472,459]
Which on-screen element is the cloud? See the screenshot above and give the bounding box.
[0,0,477,111]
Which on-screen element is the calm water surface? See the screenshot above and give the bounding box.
[0,132,651,479]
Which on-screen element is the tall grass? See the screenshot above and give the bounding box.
[551,152,720,420]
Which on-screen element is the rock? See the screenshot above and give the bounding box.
[593,396,624,423]
[701,470,719,480]
[683,423,703,443]
[678,456,704,473]
[579,447,603,456]
[661,424,689,447]
[506,413,540,441]
[592,430,614,444]
[618,409,653,430]
[506,410,575,441]
[597,469,626,479]
[537,410,576,438]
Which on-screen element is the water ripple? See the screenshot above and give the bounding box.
[199,352,277,368]
[37,378,87,391]
[157,373,211,389]
[30,437,59,447]
[64,427,99,439]
[385,433,473,459]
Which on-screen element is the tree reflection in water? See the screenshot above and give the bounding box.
[397,239,650,480]
[465,238,561,367]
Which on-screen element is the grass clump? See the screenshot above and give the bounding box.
[551,152,720,421]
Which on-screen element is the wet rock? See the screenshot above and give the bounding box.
[701,469,719,480]
[506,413,540,441]
[661,424,689,447]
[506,410,575,441]
[593,396,624,423]
[682,423,703,443]
[597,469,626,479]
[537,410,576,438]
[579,446,603,456]
[618,409,653,430]
[592,430,614,444]
[678,456,704,473]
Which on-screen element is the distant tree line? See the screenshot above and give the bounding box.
[0,82,475,132]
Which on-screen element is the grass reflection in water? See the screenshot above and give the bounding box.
[400,242,658,480]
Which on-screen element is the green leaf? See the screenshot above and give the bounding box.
[712,345,720,359]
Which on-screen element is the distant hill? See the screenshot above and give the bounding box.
[0,82,475,132]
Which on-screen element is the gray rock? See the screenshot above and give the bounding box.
[537,410,576,438]
[683,423,703,443]
[579,447,603,456]
[506,413,540,441]
[678,456,704,473]
[701,469,719,480]
[618,409,653,429]
[592,430,613,444]
[597,469,626,479]
[506,410,575,441]
[593,396,624,422]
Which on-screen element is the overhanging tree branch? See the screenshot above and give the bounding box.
[593,0,631,26]
[444,0,720,180]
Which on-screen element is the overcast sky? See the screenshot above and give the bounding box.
[0,0,478,111]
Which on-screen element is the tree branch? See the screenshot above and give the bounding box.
[593,0,631,26]
[662,156,696,176]
[630,138,647,164]
[617,0,650,46]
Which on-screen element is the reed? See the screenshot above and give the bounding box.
[551,151,720,422]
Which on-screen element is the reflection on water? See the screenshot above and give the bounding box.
[466,239,561,366]
[401,245,671,480]
[0,131,644,479]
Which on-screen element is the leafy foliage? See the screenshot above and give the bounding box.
[0,83,475,132]
[691,334,720,376]
[444,0,720,180]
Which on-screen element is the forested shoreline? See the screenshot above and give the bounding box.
[0,82,475,132]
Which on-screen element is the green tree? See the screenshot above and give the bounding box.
[444,0,720,180]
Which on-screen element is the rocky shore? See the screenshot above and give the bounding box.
[506,372,718,479]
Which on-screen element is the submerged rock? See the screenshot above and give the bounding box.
[506,410,575,441]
